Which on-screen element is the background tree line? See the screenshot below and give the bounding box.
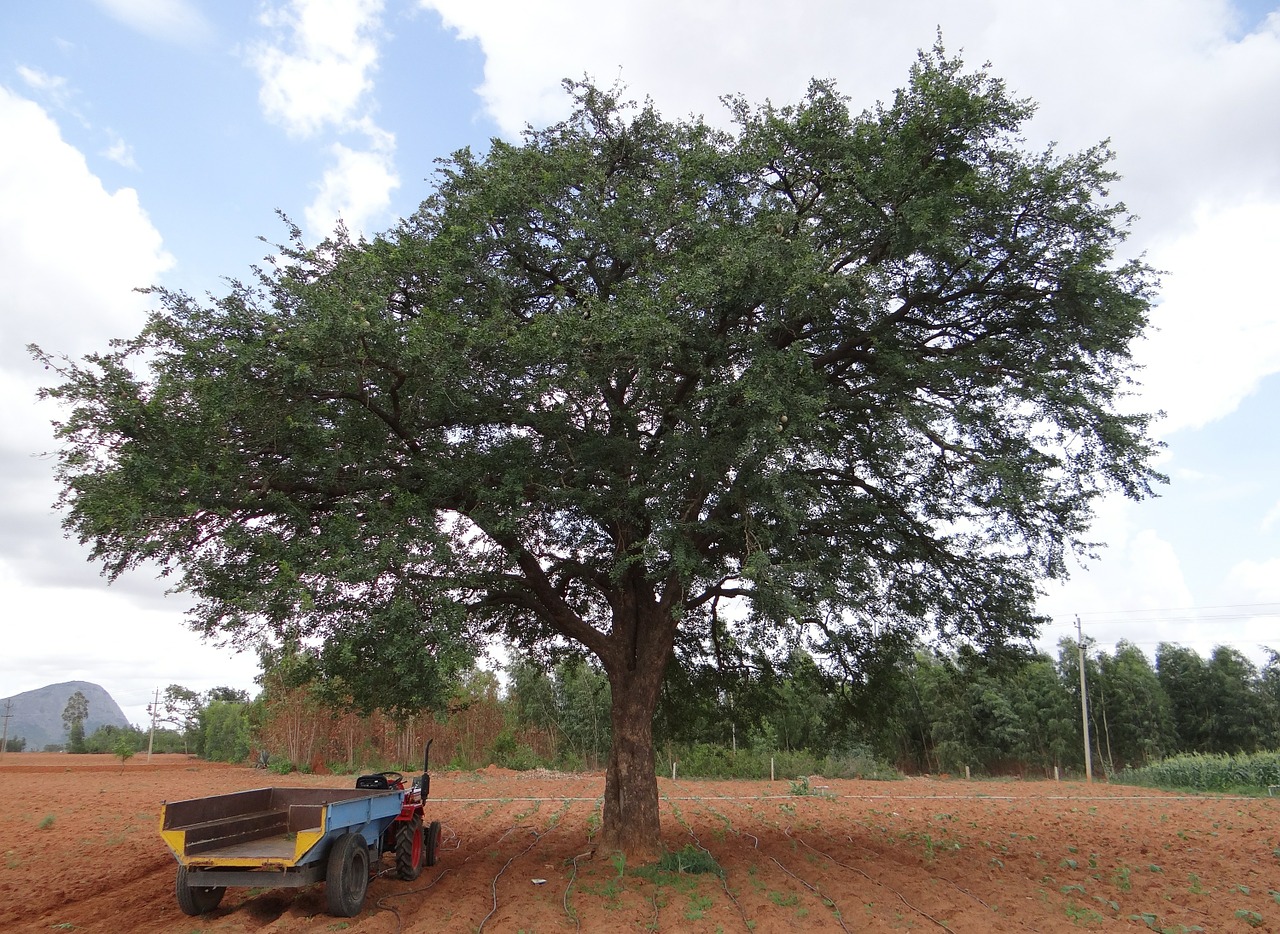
[39,636,1279,780]
[238,636,1280,780]
[48,684,255,760]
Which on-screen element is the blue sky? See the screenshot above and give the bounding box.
[2,0,1279,727]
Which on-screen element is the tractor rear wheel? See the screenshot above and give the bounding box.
[175,866,225,915]
[325,832,370,917]
[425,819,441,867]
[395,816,424,880]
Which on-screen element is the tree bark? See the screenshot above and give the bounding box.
[599,669,664,857]
[596,583,675,858]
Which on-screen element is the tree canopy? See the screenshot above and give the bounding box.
[33,46,1161,852]
[61,690,89,754]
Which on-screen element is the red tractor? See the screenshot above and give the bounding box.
[355,741,441,880]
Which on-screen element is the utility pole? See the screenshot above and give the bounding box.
[147,686,159,763]
[1076,615,1093,783]
[1,699,12,756]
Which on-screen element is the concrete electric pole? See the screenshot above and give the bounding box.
[1076,615,1093,783]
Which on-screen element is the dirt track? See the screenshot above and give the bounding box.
[2,754,1278,932]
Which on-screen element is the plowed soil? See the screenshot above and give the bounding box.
[2,754,1278,932]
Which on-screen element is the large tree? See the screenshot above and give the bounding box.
[34,48,1161,853]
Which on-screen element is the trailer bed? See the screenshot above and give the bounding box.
[160,786,402,869]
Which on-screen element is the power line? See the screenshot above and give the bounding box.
[1073,613,1280,625]
[1044,605,1280,628]
[1075,602,1280,615]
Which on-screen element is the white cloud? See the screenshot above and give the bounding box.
[17,65,72,102]
[0,85,169,574]
[102,133,138,170]
[0,88,172,369]
[305,131,400,240]
[0,554,262,727]
[249,1,400,239]
[421,0,1280,437]
[249,0,387,139]
[90,0,214,45]
[1263,500,1280,534]
[422,0,1280,198]
[1135,200,1280,435]
[0,89,198,712]
[1037,497,1195,641]
[1226,557,1280,601]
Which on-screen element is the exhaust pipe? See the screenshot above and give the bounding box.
[419,739,433,802]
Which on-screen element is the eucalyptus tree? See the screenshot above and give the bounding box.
[1157,642,1214,752]
[34,47,1160,853]
[1094,640,1173,767]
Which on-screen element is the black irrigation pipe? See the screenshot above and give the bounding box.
[785,827,959,933]
[672,797,755,934]
[477,826,546,934]
[708,797,856,932]
[764,852,852,934]
[372,821,461,934]
[815,825,1039,932]
[562,794,603,933]
[723,796,972,934]
[476,798,581,934]
[563,849,594,934]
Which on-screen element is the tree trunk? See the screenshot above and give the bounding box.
[596,581,675,858]
[600,665,664,857]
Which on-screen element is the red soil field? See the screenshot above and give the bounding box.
[2,753,1278,932]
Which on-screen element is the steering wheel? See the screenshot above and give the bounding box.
[376,770,405,785]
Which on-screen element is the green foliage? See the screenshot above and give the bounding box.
[486,728,545,771]
[657,741,899,781]
[656,844,724,876]
[65,720,85,754]
[788,776,819,796]
[201,700,251,763]
[1093,640,1174,769]
[3,737,26,752]
[506,654,611,769]
[62,691,89,754]
[83,724,145,755]
[34,49,1163,845]
[1117,751,1280,793]
[114,733,135,767]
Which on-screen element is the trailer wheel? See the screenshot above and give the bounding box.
[325,832,371,917]
[395,816,424,880]
[425,819,441,867]
[175,866,225,916]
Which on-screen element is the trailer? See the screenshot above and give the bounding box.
[159,745,440,917]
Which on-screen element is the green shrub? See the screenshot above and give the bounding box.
[657,742,900,781]
[656,844,723,876]
[487,729,547,771]
[114,734,136,767]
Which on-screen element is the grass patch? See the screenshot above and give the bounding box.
[656,844,723,877]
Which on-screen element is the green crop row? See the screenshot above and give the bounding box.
[1116,751,1280,792]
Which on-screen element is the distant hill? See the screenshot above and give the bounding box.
[1,681,130,751]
